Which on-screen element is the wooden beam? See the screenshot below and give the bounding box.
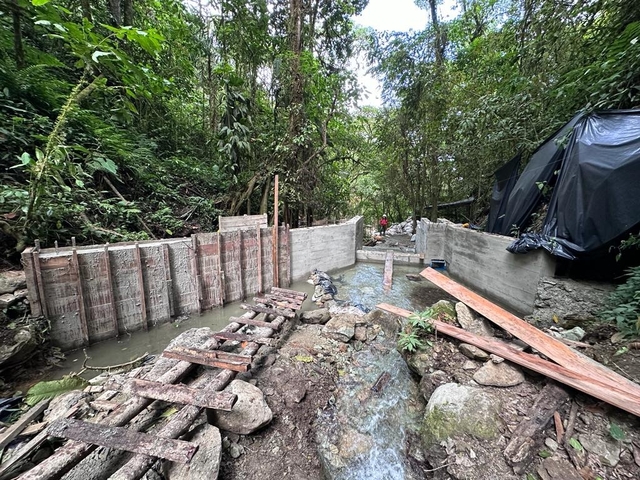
[234,231,244,299]
[383,250,394,292]
[272,174,279,288]
[163,347,252,372]
[162,243,175,316]
[22,248,43,317]
[256,225,262,294]
[0,399,50,450]
[70,248,90,345]
[377,303,640,417]
[217,231,225,303]
[419,267,640,403]
[133,243,148,331]
[213,331,274,346]
[252,296,301,311]
[32,250,48,318]
[189,236,202,314]
[271,287,307,301]
[48,418,198,464]
[241,303,295,318]
[123,379,237,411]
[228,315,281,330]
[104,244,119,337]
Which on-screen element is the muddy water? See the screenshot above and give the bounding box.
[50,262,434,378]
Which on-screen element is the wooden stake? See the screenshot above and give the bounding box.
[32,250,48,318]
[133,242,148,331]
[256,224,262,294]
[103,244,119,337]
[48,418,198,464]
[272,174,279,288]
[71,247,90,345]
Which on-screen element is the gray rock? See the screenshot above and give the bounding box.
[366,310,400,337]
[403,351,435,377]
[210,380,272,435]
[419,370,448,400]
[473,361,524,387]
[462,360,477,371]
[557,327,586,342]
[490,354,505,364]
[0,271,26,295]
[328,305,366,317]
[300,308,331,325]
[538,457,583,480]
[459,343,490,361]
[455,303,494,337]
[579,433,621,467]
[228,442,244,459]
[322,315,359,343]
[545,437,558,451]
[166,424,222,480]
[0,293,18,308]
[0,327,38,368]
[354,325,367,342]
[421,383,501,447]
[431,300,456,323]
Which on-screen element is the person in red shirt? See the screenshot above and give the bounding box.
[379,214,388,236]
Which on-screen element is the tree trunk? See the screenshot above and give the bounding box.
[123,0,134,26]
[260,177,271,215]
[427,0,445,64]
[11,0,24,70]
[109,0,122,26]
[80,0,92,22]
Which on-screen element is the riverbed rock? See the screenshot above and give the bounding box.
[419,370,448,400]
[551,326,586,342]
[459,343,490,361]
[300,308,330,325]
[322,315,359,343]
[0,271,26,295]
[337,428,374,460]
[166,424,222,480]
[403,350,435,377]
[473,361,524,387]
[0,327,38,368]
[537,457,583,480]
[0,293,19,308]
[431,300,456,323]
[421,383,501,448]
[366,309,400,337]
[578,433,621,467]
[455,303,494,337]
[211,380,272,434]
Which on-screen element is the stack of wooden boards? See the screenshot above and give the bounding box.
[3,286,307,480]
[378,267,640,418]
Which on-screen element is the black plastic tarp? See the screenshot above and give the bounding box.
[506,110,640,259]
[487,153,520,233]
[493,114,583,236]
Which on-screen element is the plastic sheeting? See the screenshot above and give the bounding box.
[506,111,640,259]
[487,153,520,233]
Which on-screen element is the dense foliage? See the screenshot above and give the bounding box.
[2,0,640,265]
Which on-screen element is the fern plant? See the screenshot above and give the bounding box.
[398,309,436,352]
[601,266,640,338]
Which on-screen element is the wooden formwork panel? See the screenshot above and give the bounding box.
[240,229,260,296]
[220,231,243,302]
[140,245,171,326]
[219,214,267,232]
[39,255,86,350]
[166,241,198,315]
[260,229,274,293]
[278,226,290,288]
[109,248,146,333]
[196,233,223,309]
[78,252,118,342]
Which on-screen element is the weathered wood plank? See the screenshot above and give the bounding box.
[103,244,120,337]
[378,303,640,417]
[219,214,268,233]
[240,303,295,318]
[163,347,252,372]
[213,331,274,346]
[256,225,262,294]
[252,297,300,311]
[272,175,279,288]
[0,399,50,450]
[70,248,90,345]
[270,287,307,301]
[383,250,394,292]
[162,243,175,316]
[164,346,252,363]
[228,315,281,330]
[190,236,202,314]
[420,267,640,406]
[124,379,237,411]
[261,292,303,305]
[133,243,148,331]
[48,419,198,464]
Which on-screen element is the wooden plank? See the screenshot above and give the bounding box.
[241,303,295,318]
[228,315,281,330]
[22,248,43,317]
[253,296,301,311]
[234,230,244,300]
[256,225,262,294]
[162,244,175,316]
[377,303,640,416]
[270,287,307,301]
[48,419,198,464]
[189,236,202,314]
[70,248,90,345]
[163,346,252,364]
[213,331,274,346]
[219,214,268,233]
[103,244,119,337]
[124,379,237,411]
[132,243,148,331]
[272,174,279,288]
[383,250,394,292]
[259,292,304,306]
[217,231,225,303]
[420,267,640,402]
[0,399,50,450]
[18,422,48,437]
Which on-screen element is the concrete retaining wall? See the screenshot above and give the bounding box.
[416,220,556,314]
[290,216,364,281]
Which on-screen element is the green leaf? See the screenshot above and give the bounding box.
[32,0,52,5]
[25,376,89,406]
[609,423,626,441]
[569,437,584,452]
[538,449,552,458]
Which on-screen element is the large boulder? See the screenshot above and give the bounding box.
[0,271,26,295]
[455,303,494,337]
[166,424,222,479]
[300,308,330,325]
[0,327,38,368]
[322,314,360,343]
[473,361,525,387]
[421,383,501,448]
[209,380,272,435]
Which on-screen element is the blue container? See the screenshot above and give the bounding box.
[429,259,447,271]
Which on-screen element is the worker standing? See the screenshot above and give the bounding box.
[379,214,388,236]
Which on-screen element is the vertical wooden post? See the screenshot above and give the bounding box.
[133,242,148,330]
[103,244,119,337]
[162,244,175,317]
[23,248,43,317]
[190,235,202,314]
[32,240,48,318]
[256,224,262,294]
[272,174,279,288]
[71,245,90,346]
[234,231,243,300]
[217,232,225,305]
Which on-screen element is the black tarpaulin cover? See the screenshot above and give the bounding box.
[487,153,520,234]
[505,111,640,259]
